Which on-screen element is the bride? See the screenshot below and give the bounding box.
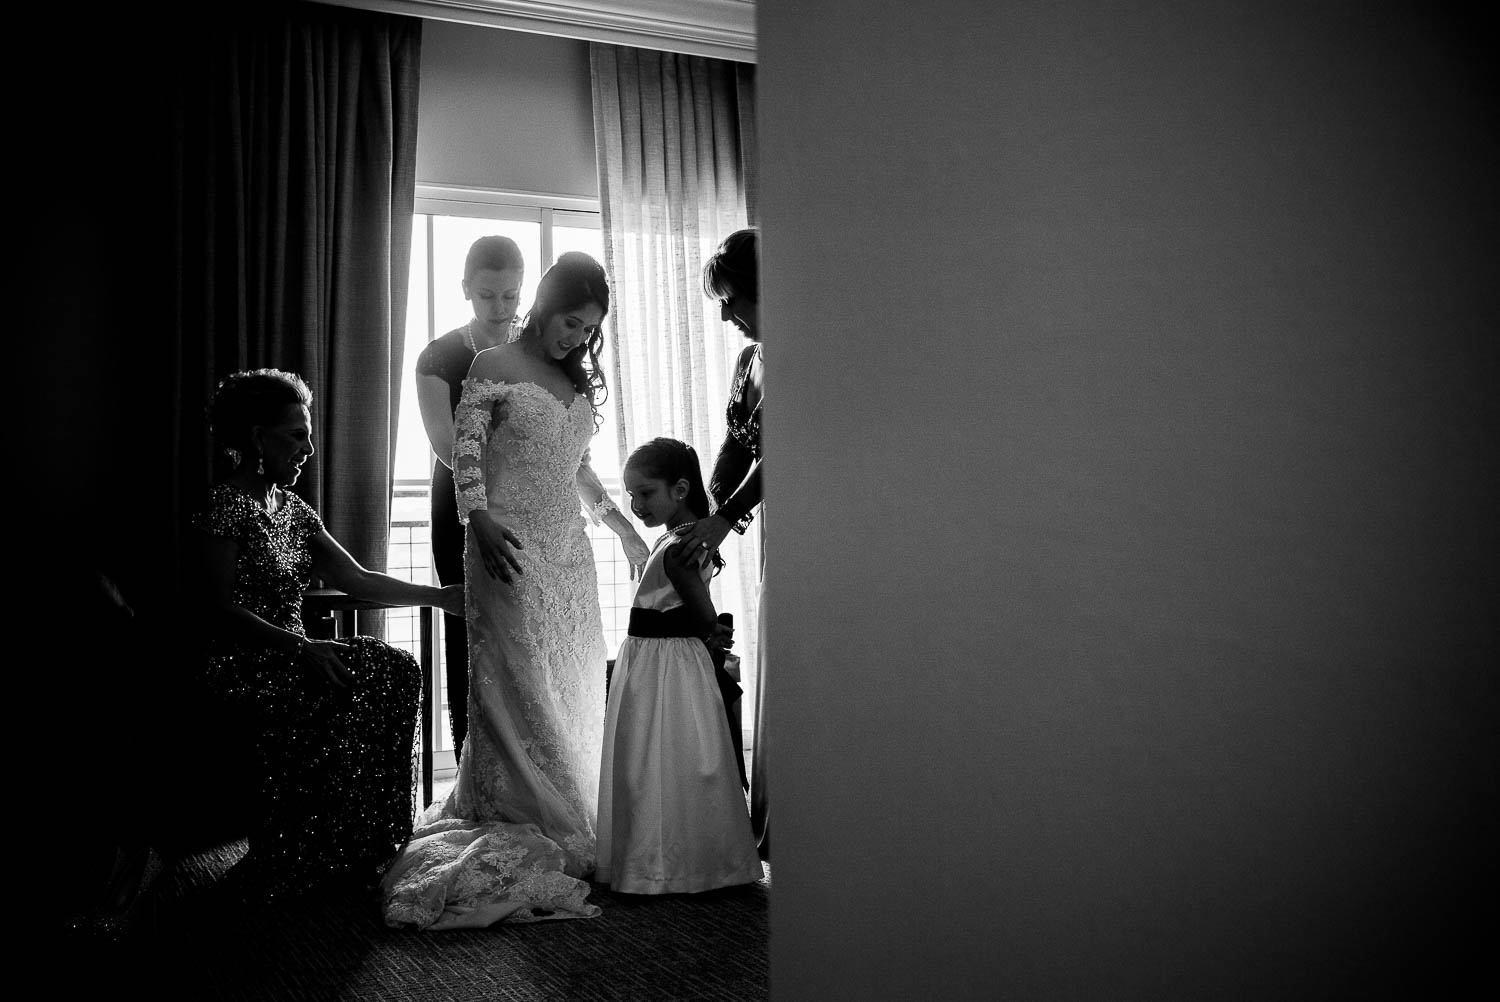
[382,252,649,930]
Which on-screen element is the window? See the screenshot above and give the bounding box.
[385,189,644,770]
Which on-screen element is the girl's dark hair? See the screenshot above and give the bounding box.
[517,251,610,428]
[702,227,759,302]
[464,235,524,280]
[625,437,722,573]
[208,368,312,481]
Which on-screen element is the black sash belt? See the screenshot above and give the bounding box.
[625,607,748,790]
[627,607,702,639]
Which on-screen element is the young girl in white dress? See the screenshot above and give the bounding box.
[596,438,764,894]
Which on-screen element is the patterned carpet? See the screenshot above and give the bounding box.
[77,840,770,1002]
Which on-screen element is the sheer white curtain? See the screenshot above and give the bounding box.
[590,43,761,714]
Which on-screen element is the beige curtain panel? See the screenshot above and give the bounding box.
[590,42,762,714]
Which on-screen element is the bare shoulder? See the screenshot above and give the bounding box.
[467,342,523,380]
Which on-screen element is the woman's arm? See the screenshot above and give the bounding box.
[451,363,493,526]
[454,357,526,582]
[681,437,763,555]
[415,373,457,470]
[309,530,464,618]
[711,458,764,535]
[686,339,764,555]
[198,531,356,688]
[200,533,302,653]
[707,428,755,511]
[577,449,650,578]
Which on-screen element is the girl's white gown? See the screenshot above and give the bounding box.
[596,527,763,894]
[382,379,610,930]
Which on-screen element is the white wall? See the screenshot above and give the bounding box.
[759,1,1496,998]
[416,19,597,196]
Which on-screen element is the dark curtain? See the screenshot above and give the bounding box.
[590,43,761,681]
[17,2,421,932]
[171,1,422,579]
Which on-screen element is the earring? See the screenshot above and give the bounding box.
[256,455,265,476]
[225,447,242,468]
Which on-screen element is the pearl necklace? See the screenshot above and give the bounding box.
[463,319,479,354]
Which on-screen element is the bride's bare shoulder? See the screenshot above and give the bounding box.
[467,342,525,380]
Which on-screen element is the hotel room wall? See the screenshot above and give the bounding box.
[758,1,1496,998]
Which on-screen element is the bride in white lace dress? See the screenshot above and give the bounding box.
[382,253,649,930]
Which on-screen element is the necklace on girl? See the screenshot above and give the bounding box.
[463,319,479,353]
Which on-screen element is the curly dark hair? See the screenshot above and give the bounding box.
[517,251,610,429]
[207,368,312,481]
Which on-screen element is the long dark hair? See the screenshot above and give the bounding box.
[625,437,722,573]
[517,251,610,428]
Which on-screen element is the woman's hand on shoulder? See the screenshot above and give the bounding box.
[677,514,732,559]
[302,638,356,689]
[662,537,694,579]
[663,532,714,578]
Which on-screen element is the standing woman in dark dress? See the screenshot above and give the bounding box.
[196,369,464,901]
[680,227,768,859]
[414,236,525,765]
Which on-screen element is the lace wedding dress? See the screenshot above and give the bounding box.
[381,379,610,930]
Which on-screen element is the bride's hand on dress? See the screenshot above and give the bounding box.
[619,527,650,580]
[472,517,525,583]
[303,638,356,688]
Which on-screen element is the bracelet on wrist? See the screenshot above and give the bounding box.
[715,503,754,534]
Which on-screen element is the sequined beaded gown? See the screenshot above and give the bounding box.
[711,342,768,857]
[381,379,609,930]
[194,484,422,899]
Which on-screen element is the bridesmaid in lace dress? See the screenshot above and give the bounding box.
[382,253,650,930]
[680,227,769,860]
[195,369,464,902]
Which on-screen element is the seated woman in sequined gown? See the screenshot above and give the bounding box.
[194,368,464,902]
[381,252,650,930]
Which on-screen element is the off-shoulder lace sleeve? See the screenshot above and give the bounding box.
[453,378,508,525]
[575,446,620,525]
